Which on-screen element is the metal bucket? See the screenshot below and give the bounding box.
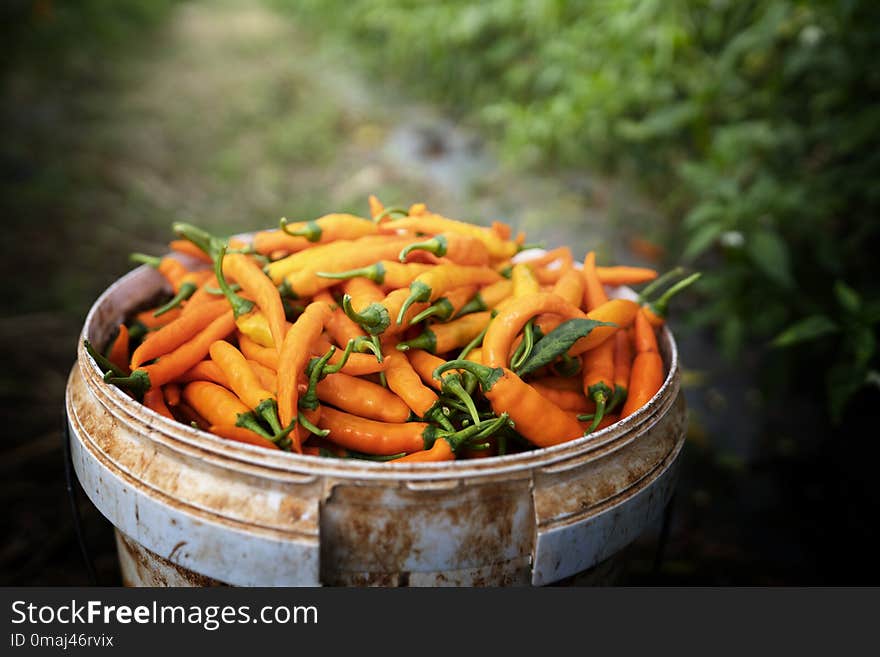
[66,263,687,586]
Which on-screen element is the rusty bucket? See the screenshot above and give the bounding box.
[66,263,687,586]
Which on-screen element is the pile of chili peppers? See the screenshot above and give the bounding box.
[85,198,699,462]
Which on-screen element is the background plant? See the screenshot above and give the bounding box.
[278,0,880,421]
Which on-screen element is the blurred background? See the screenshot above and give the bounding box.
[2,0,879,585]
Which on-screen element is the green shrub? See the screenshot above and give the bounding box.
[278,0,880,420]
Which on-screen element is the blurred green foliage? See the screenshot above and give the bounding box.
[279,0,880,421]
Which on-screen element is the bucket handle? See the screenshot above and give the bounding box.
[62,407,98,585]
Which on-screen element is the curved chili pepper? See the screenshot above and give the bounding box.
[581,337,615,433]
[608,330,633,413]
[530,379,594,413]
[107,310,237,395]
[209,340,282,434]
[596,266,658,287]
[220,249,288,351]
[378,212,518,260]
[316,407,434,455]
[182,380,274,440]
[143,387,175,420]
[107,324,130,374]
[396,311,491,354]
[130,299,229,369]
[405,349,447,391]
[277,301,332,450]
[620,310,665,418]
[434,360,584,448]
[316,260,434,288]
[384,350,453,430]
[316,372,412,423]
[399,233,490,266]
[279,213,377,243]
[582,251,609,311]
[396,264,502,326]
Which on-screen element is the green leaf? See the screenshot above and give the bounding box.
[850,325,876,368]
[515,319,616,378]
[834,280,861,314]
[747,229,795,288]
[827,361,868,425]
[683,223,723,262]
[771,315,839,348]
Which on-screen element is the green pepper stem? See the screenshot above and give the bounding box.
[104,370,151,398]
[204,283,241,295]
[443,413,510,452]
[410,298,454,325]
[648,272,702,318]
[399,235,447,262]
[129,253,162,269]
[234,412,273,439]
[298,412,329,437]
[637,267,687,302]
[346,450,407,461]
[396,281,432,325]
[280,217,322,242]
[153,281,197,317]
[301,347,337,412]
[586,392,607,433]
[425,405,455,432]
[606,385,627,415]
[255,398,283,435]
[83,339,127,379]
[316,262,385,284]
[440,373,481,425]
[434,359,502,391]
[172,222,222,259]
[396,329,436,354]
[372,206,409,223]
[214,244,255,319]
[510,319,536,372]
[341,294,390,335]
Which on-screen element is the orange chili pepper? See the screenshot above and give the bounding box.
[581,337,615,432]
[317,260,435,290]
[316,372,411,423]
[253,214,377,255]
[107,324,130,374]
[130,299,229,369]
[620,310,665,418]
[163,383,181,407]
[582,251,609,311]
[316,406,431,455]
[222,251,288,351]
[135,306,182,330]
[531,380,595,413]
[182,380,273,439]
[378,211,518,260]
[399,233,490,266]
[108,310,237,393]
[209,340,283,434]
[169,239,214,264]
[277,301,333,450]
[383,350,449,425]
[396,264,503,326]
[596,266,658,287]
[143,387,174,420]
[176,359,231,388]
[405,349,447,391]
